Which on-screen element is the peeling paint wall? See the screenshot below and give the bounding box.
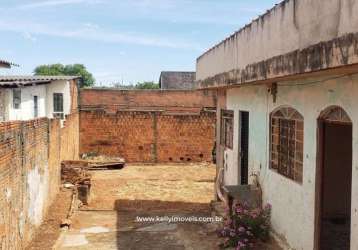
[224,73,358,249]
[0,114,80,249]
[27,165,49,226]
[0,119,49,248]
[196,0,358,87]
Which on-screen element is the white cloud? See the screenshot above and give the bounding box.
[130,0,177,10]
[122,0,263,26]
[23,32,37,42]
[18,0,104,9]
[0,19,202,50]
[83,22,100,30]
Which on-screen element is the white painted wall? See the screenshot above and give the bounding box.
[1,80,71,121]
[0,89,6,121]
[224,73,358,250]
[46,80,71,119]
[7,85,46,121]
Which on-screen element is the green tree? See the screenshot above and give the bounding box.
[135,81,159,89]
[112,81,159,89]
[34,64,95,87]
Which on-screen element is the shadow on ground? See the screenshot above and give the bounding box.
[113,199,220,250]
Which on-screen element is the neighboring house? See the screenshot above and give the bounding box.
[0,76,80,122]
[196,0,358,250]
[159,71,196,90]
[0,59,17,69]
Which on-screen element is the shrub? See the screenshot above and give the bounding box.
[217,203,272,250]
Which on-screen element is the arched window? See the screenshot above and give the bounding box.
[270,107,304,183]
[319,105,351,124]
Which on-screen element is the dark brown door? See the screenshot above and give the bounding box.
[239,111,249,185]
[317,121,352,250]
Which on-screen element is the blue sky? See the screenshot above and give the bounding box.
[0,0,278,86]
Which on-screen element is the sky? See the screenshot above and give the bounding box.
[0,0,278,86]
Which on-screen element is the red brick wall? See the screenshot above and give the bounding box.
[70,80,79,113]
[0,115,80,249]
[48,119,61,204]
[61,112,80,161]
[80,111,216,163]
[80,89,216,113]
[0,119,49,249]
[79,89,217,163]
[0,121,23,249]
[157,114,215,162]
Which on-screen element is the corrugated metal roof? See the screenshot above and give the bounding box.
[0,75,80,81]
[0,59,18,68]
[0,75,80,88]
[0,80,51,87]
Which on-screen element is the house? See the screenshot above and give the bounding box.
[195,0,358,249]
[159,71,196,89]
[0,76,80,122]
[0,59,17,69]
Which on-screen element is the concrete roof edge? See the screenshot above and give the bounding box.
[196,0,290,61]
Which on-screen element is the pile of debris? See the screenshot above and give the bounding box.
[61,161,90,185]
[81,154,126,170]
[61,156,125,206]
[61,161,92,205]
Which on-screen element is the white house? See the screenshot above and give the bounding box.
[196,0,358,249]
[0,59,17,69]
[0,76,80,122]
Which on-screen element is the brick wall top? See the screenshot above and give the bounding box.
[80,89,217,113]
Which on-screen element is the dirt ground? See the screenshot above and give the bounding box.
[56,163,220,250]
[26,188,72,250]
[54,163,281,250]
[87,163,215,210]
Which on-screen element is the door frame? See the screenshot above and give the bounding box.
[238,110,249,185]
[314,118,325,250]
[314,107,353,250]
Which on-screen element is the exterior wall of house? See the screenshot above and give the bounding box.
[159,72,196,90]
[46,80,72,119]
[215,90,227,199]
[0,90,6,121]
[196,0,358,88]
[1,80,73,122]
[6,85,47,121]
[223,73,358,249]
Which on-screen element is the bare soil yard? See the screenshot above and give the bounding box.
[26,188,72,250]
[87,163,215,210]
[57,163,221,250]
[51,163,281,250]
